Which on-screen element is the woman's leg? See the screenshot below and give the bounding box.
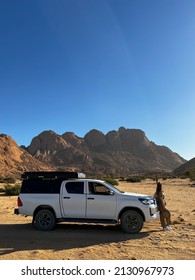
[166,214,171,226]
[160,213,166,228]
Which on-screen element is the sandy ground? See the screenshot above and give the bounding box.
[0,178,194,260]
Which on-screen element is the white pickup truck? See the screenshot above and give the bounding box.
[14,172,159,233]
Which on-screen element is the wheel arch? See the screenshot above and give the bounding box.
[33,205,56,222]
[118,207,145,222]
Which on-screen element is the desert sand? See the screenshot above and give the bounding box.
[0,178,194,260]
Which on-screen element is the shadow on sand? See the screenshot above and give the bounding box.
[0,222,151,257]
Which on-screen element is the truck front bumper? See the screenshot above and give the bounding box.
[150,206,159,216]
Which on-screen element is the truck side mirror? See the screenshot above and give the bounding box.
[108,190,114,195]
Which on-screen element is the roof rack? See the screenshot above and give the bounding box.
[21,171,86,180]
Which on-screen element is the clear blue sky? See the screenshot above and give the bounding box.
[0,0,195,160]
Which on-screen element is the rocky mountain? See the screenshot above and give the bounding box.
[26,127,186,177]
[0,134,53,178]
[173,157,195,175]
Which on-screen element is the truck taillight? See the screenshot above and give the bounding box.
[18,197,23,207]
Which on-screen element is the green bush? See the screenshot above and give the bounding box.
[126,177,142,183]
[118,177,126,181]
[0,178,16,184]
[104,177,119,186]
[0,187,5,192]
[4,184,21,196]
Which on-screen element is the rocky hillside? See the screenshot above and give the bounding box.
[173,157,195,175]
[26,127,186,176]
[0,134,53,178]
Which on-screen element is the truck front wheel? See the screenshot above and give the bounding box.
[120,210,143,233]
[34,209,56,231]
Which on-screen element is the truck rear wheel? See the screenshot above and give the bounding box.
[120,210,143,233]
[34,209,56,231]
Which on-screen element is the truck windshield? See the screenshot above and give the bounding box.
[104,182,124,194]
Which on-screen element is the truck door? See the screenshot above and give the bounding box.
[86,182,117,219]
[61,181,86,218]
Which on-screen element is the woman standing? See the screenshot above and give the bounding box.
[154,182,172,231]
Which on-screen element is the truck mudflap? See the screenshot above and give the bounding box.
[14,208,19,215]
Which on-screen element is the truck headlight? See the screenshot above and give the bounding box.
[138,198,155,205]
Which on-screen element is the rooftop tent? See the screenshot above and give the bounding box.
[21,171,86,180]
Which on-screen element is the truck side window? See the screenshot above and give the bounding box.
[89,182,110,195]
[21,179,62,193]
[65,182,84,194]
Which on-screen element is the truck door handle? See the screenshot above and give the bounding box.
[63,197,70,199]
[87,197,95,200]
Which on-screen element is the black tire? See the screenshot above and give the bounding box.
[34,209,56,231]
[120,210,144,233]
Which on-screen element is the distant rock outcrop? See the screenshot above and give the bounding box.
[0,128,187,178]
[0,134,53,178]
[26,127,186,176]
[173,157,195,175]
